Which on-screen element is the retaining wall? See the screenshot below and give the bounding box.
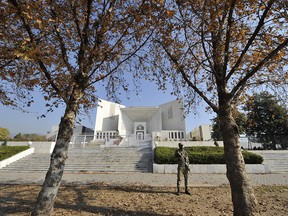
[153,164,270,174]
[7,142,55,153]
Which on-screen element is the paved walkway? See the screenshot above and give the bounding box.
[1,171,287,187]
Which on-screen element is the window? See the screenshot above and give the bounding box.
[136,125,144,130]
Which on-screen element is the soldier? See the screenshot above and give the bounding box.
[174,142,191,195]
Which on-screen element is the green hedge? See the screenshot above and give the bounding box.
[0,146,30,161]
[242,151,264,164]
[154,146,263,164]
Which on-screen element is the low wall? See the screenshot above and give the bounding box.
[7,142,55,153]
[154,140,264,150]
[153,164,270,174]
[0,147,34,169]
[155,141,224,147]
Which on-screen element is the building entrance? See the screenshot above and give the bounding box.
[134,122,146,140]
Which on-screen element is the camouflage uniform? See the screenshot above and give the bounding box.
[175,143,191,195]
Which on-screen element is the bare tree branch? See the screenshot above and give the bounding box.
[49,3,75,75]
[231,38,288,98]
[8,0,66,102]
[226,0,276,82]
[157,40,219,113]
[223,0,237,74]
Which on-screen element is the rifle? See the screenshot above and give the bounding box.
[185,162,190,172]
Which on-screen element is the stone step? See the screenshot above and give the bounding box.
[267,165,288,172]
[1,166,152,173]
[2,163,151,167]
[0,168,150,173]
[250,151,288,173]
[3,165,150,168]
[2,168,152,173]
[264,161,288,165]
[2,146,153,173]
[4,162,152,167]
[6,159,152,165]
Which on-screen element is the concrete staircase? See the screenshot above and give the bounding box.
[250,150,288,173]
[1,145,153,173]
[3,147,287,174]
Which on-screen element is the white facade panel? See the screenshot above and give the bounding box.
[119,110,133,136]
[160,100,186,133]
[147,111,162,134]
[94,99,125,134]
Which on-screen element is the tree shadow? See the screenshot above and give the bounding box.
[0,186,36,215]
[56,185,170,215]
[135,146,153,173]
[0,183,175,215]
[55,202,164,216]
[77,183,176,195]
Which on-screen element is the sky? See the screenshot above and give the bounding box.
[0,79,215,137]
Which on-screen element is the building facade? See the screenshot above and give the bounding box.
[94,99,186,146]
[187,124,212,141]
[47,125,94,144]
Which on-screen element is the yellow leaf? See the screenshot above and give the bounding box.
[166,10,175,18]
[36,19,42,28]
[14,52,24,57]
[36,19,42,24]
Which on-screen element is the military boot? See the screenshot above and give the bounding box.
[177,187,181,195]
[185,186,191,195]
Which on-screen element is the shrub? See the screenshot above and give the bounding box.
[242,151,264,164]
[0,146,30,161]
[154,146,263,164]
[189,152,226,164]
[154,147,176,164]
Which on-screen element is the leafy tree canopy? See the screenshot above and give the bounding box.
[1,1,162,214]
[244,92,288,149]
[0,0,159,112]
[13,133,47,142]
[140,0,288,115]
[0,127,10,141]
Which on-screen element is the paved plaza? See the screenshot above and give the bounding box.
[0,170,287,187]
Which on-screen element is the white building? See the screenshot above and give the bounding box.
[187,124,212,141]
[94,99,186,146]
[47,125,94,144]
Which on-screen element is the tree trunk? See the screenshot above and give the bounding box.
[31,102,78,215]
[219,106,259,216]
